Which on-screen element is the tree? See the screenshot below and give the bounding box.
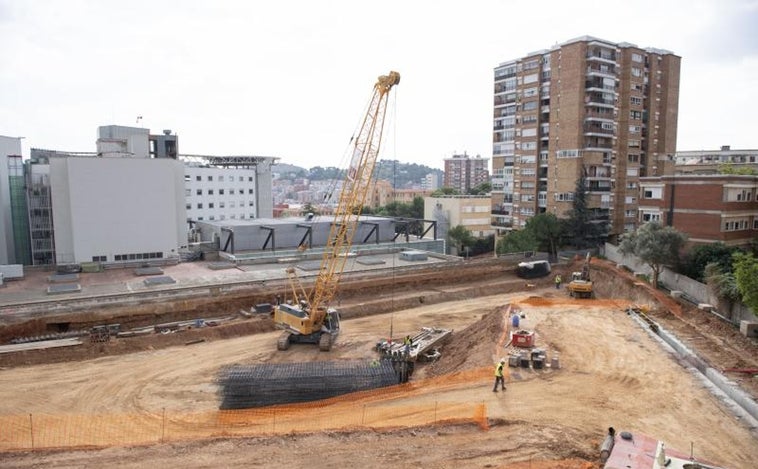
[525,213,563,260]
[678,242,739,282]
[704,262,741,307]
[497,229,538,254]
[618,221,687,288]
[431,187,460,196]
[563,176,607,248]
[300,203,320,216]
[719,163,757,176]
[732,252,758,317]
[447,225,475,256]
[467,182,492,195]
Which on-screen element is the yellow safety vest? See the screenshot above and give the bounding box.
[495,363,504,377]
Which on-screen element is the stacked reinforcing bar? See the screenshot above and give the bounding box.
[218,359,401,409]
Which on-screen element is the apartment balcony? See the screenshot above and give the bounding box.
[586,51,617,64]
[494,95,517,107]
[587,181,612,192]
[583,137,613,150]
[583,125,615,138]
[586,66,617,79]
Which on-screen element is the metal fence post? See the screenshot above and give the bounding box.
[29,413,34,449]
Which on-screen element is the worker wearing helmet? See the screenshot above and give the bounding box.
[493,359,506,392]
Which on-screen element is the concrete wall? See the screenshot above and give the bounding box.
[51,157,187,264]
[605,242,756,323]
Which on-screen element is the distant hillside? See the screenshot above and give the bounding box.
[273,160,442,188]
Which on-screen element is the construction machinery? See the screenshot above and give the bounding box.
[567,252,594,298]
[273,71,401,352]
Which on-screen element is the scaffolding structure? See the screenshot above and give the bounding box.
[218,360,401,409]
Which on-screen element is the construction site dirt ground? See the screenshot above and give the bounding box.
[1,270,757,468]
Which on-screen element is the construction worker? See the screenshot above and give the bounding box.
[554,274,562,289]
[493,359,506,392]
[403,335,412,355]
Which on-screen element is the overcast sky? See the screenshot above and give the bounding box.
[1,0,756,170]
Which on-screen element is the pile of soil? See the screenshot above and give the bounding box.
[422,306,508,378]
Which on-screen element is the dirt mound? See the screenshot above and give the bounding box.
[422,305,508,378]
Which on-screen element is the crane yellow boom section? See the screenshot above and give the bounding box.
[307,71,400,325]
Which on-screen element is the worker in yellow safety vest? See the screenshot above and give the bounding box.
[554,274,562,289]
[493,359,506,392]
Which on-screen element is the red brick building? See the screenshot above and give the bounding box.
[638,174,758,246]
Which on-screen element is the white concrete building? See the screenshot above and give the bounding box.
[50,156,187,264]
[182,155,276,226]
[0,135,23,264]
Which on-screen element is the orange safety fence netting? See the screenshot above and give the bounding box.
[0,395,489,451]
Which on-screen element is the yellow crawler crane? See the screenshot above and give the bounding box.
[273,71,401,351]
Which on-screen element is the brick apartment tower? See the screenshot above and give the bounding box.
[443,152,489,194]
[491,36,680,237]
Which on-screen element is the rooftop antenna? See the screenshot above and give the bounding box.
[136,116,143,128]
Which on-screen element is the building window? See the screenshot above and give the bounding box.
[630,110,642,120]
[196,189,202,195]
[629,125,641,133]
[643,187,663,199]
[186,203,191,210]
[92,255,106,262]
[219,175,224,182]
[631,67,641,77]
[219,189,225,195]
[209,203,214,208]
[197,203,203,209]
[632,53,643,63]
[523,73,538,84]
[628,154,639,163]
[724,219,749,231]
[196,175,201,181]
[239,176,244,182]
[185,189,191,196]
[248,189,254,194]
[642,212,661,222]
[630,96,643,106]
[209,215,215,220]
[522,101,538,111]
[628,140,640,148]
[208,176,213,181]
[248,177,253,182]
[208,189,214,195]
[219,202,225,208]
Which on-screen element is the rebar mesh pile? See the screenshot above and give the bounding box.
[218,359,401,409]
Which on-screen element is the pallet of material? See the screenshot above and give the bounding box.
[377,327,452,361]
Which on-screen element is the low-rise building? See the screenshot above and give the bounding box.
[424,195,494,250]
[638,174,758,247]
